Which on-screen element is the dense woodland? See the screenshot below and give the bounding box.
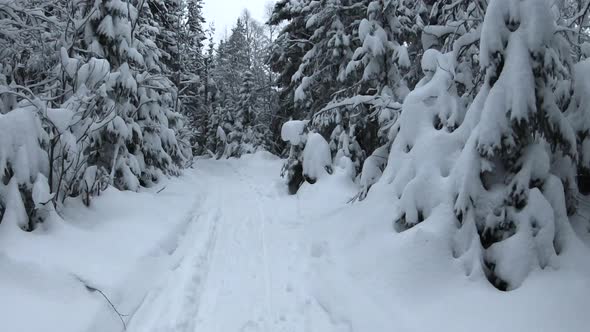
[1,0,590,292]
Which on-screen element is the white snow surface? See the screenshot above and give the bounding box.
[281,120,309,145]
[303,133,332,181]
[1,152,589,332]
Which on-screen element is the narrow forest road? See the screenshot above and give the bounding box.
[4,152,587,332]
[126,154,322,332]
[113,152,590,332]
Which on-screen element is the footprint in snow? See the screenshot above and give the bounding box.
[310,241,329,258]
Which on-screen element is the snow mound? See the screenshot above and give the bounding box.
[303,133,332,183]
[281,120,309,145]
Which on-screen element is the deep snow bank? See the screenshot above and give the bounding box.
[0,170,204,332]
[300,163,590,332]
[1,152,589,332]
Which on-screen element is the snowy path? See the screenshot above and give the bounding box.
[127,157,311,332]
[4,153,588,332]
[115,154,590,332]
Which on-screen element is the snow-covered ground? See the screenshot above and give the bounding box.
[2,152,590,332]
[0,162,206,332]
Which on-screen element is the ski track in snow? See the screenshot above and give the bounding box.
[127,159,319,332]
[127,156,590,332]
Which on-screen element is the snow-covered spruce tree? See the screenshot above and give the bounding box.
[0,105,51,232]
[382,47,466,232]
[280,120,310,194]
[48,54,109,205]
[210,22,250,148]
[240,11,276,154]
[422,0,486,101]
[267,1,330,189]
[211,40,235,123]
[567,59,590,194]
[184,0,207,73]
[136,0,192,181]
[0,1,75,227]
[307,1,367,177]
[80,0,141,190]
[0,0,194,232]
[290,0,359,115]
[226,19,251,96]
[179,0,208,155]
[270,0,362,190]
[203,30,225,158]
[80,0,191,190]
[268,0,313,144]
[323,0,426,183]
[149,0,182,78]
[231,70,264,156]
[0,1,107,211]
[346,0,423,101]
[244,12,275,120]
[361,0,485,203]
[271,0,426,192]
[209,14,276,158]
[451,0,578,290]
[382,0,578,291]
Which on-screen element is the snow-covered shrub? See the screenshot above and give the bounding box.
[382,48,465,232]
[314,103,367,178]
[281,120,309,146]
[302,133,333,184]
[357,144,390,201]
[78,166,108,207]
[0,107,50,231]
[280,120,309,194]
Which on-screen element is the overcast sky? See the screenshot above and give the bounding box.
[203,0,276,42]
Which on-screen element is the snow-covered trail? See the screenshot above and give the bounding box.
[115,153,590,332]
[3,152,587,332]
[127,155,312,332]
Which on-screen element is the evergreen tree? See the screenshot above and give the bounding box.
[567,59,590,194]
[77,0,191,189]
[451,0,577,290]
[180,0,208,154]
[272,0,418,188]
[150,0,182,78]
[207,15,276,158]
[346,0,424,100]
[269,0,314,142]
[82,0,144,190]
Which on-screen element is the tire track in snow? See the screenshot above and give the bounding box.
[190,162,276,332]
[129,159,314,332]
[231,164,275,331]
[229,162,310,332]
[172,207,221,332]
[126,182,224,332]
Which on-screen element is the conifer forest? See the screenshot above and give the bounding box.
[1,1,590,331]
